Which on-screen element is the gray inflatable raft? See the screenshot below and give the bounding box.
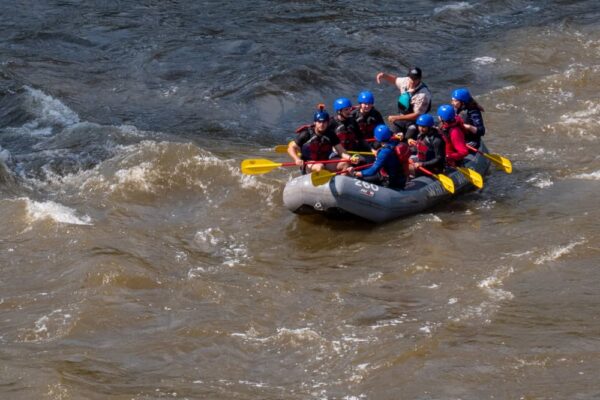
[283,142,491,223]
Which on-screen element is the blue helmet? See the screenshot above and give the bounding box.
[313,109,330,122]
[333,97,352,112]
[357,90,374,105]
[374,124,392,142]
[416,114,435,127]
[437,104,456,122]
[451,88,471,103]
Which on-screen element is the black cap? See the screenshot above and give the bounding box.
[407,67,422,79]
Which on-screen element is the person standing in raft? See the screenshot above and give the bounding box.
[437,104,469,167]
[330,97,370,152]
[347,124,409,189]
[288,105,352,173]
[451,87,485,147]
[376,66,432,140]
[407,114,446,176]
[351,90,384,141]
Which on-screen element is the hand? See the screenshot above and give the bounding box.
[295,159,304,167]
[376,72,384,84]
[395,133,405,141]
[407,139,416,146]
[350,154,364,165]
[387,115,400,123]
[413,162,422,169]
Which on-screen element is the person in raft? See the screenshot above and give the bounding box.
[450,87,486,147]
[330,97,370,152]
[288,105,352,173]
[376,66,432,140]
[437,104,469,167]
[351,90,385,140]
[407,114,446,176]
[347,124,409,189]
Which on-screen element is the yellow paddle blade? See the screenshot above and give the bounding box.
[484,153,512,174]
[456,167,484,189]
[310,170,337,186]
[434,173,455,194]
[273,144,289,154]
[240,158,282,175]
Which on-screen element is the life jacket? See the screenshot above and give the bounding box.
[397,83,432,115]
[457,106,486,143]
[377,142,408,189]
[353,109,379,139]
[439,115,467,141]
[296,125,334,161]
[439,116,468,166]
[416,130,442,162]
[415,129,445,173]
[394,141,411,178]
[334,118,360,151]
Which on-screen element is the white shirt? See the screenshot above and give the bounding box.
[394,77,432,114]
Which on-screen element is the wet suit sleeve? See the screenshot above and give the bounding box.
[420,137,445,169]
[360,147,391,177]
[470,110,486,136]
[372,109,385,125]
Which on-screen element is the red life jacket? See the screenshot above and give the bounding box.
[355,111,377,140]
[439,115,467,140]
[394,142,411,177]
[439,116,468,166]
[335,124,360,151]
[416,139,429,161]
[296,124,333,161]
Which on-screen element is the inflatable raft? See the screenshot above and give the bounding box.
[283,142,491,223]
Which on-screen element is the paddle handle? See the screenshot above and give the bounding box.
[466,144,481,154]
[416,165,435,178]
[305,159,347,165]
[281,159,345,167]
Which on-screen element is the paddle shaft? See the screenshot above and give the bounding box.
[280,159,346,167]
[310,162,374,186]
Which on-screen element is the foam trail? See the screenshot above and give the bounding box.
[23,198,92,225]
[24,86,80,128]
[534,239,586,265]
[573,171,600,180]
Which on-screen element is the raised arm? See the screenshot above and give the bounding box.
[376,72,397,85]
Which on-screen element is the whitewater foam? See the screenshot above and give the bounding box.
[534,239,586,265]
[193,227,249,267]
[24,86,80,128]
[526,174,554,189]
[573,170,600,180]
[433,2,473,14]
[473,56,496,65]
[23,198,92,225]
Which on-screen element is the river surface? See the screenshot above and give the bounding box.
[1,1,599,399]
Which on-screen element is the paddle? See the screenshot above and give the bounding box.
[467,144,512,174]
[241,158,342,175]
[310,163,374,186]
[456,166,484,189]
[273,144,373,156]
[415,165,455,194]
